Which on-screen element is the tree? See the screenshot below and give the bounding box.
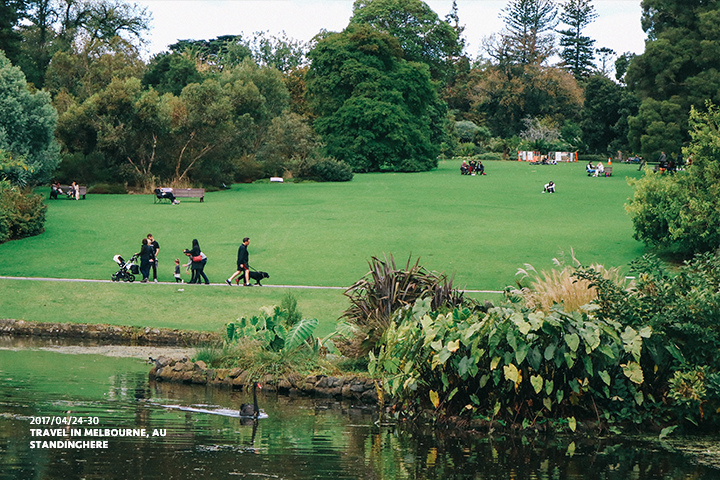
[15,0,150,87]
[307,24,443,172]
[626,0,720,159]
[557,0,597,79]
[0,0,27,67]
[580,74,638,154]
[626,102,720,257]
[0,51,60,183]
[349,0,463,81]
[496,0,558,65]
[468,63,583,138]
[142,52,204,96]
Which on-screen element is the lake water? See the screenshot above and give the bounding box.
[1,345,718,480]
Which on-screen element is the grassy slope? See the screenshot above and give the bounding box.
[0,160,645,334]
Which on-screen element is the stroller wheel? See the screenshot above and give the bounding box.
[127,274,135,283]
[112,274,119,282]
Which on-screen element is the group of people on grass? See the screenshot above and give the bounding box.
[460,159,485,175]
[586,161,606,177]
[135,235,254,286]
[50,180,81,200]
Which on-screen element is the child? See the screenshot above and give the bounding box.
[174,258,183,283]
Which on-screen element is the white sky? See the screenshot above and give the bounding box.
[134,0,646,60]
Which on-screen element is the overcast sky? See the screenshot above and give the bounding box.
[134,0,646,61]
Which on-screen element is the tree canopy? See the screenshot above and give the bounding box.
[349,0,463,81]
[0,51,60,183]
[307,24,443,172]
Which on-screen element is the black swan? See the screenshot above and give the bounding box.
[239,382,262,418]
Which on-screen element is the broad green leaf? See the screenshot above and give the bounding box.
[283,318,317,351]
[470,394,480,406]
[545,379,554,395]
[527,311,544,331]
[493,401,501,417]
[515,342,529,365]
[622,361,644,384]
[564,333,580,352]
[622,326,643,361]
[599,370,611,386]
[506,330,518,351]
[438,347,452,364]
[581,327,601,353]
[448,387,458,401]
[544,344,556,361]
[530,375,544,394]
[566,441,576,457]
[543,397,552,411]
[659,425,678,440]
[429,390,440,408]
[512,313,532,335]
[458,356,472,377]
[430,340,443,351]
[634,390,644,406]
[490,356,501,370]
[503,363,520,384]
[556,389,564,404]
[568,417,577,432]
[639,325,652,338]
[564,352,575,369]
[447,339,460,353]
[479,374,490,388]
[582,356,593,376]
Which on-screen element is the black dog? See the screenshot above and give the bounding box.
[249,271,269,285]
[236,270,270,286]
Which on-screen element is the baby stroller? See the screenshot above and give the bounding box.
[112,254,140,282]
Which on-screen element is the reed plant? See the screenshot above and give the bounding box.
[513,252,626,313]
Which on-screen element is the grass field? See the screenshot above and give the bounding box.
[0,160,646,335]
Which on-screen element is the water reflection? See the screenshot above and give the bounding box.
[0,347,718,479]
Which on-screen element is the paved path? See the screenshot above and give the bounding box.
[0,276,503,294]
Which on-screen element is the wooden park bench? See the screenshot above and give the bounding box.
[50,184,87,200]
[154,187,205,203]
[598,166,612,177]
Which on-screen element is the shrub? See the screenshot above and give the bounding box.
[342,255,467,356]
[455,142,480,157]
[0,182,47,243]
[87,183,127,194]
[309,158,354,182]
[370,298,656,427]
[513,255,626,313]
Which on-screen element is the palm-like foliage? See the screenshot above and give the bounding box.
[342,254,466,355]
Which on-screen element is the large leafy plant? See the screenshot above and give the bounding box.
[370,298,656,428]
[342,254,467,356]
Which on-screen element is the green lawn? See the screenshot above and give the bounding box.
[0,160,645,334]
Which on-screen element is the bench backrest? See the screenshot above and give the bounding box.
[173,188,205,197]
[58,185,87,194]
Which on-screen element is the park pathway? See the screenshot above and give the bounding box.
[0,275,503,294]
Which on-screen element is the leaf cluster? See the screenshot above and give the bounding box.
[370,298,656,428]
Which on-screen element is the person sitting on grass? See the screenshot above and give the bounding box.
[460,160,469,175]
[477,160,485,175]
[586,161,595,175]
[543,181,555,193]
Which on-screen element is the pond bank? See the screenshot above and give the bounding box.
[0,318,221,345]
[1,318,379,404]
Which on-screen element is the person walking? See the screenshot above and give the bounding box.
[147,234,160,282]
[226,237,251,286]
[185,239,209,284]
[138,238,153,283]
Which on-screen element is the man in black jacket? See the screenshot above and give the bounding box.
[226,237,251,286]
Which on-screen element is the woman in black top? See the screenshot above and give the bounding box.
[138,238,153,283]
[185,239,209,284]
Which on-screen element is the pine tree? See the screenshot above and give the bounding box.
[499,0,558,65]
[557,0,597,79]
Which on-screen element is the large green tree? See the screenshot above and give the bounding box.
[626,103,720,257]
[0,51,59,183]
[626,0,720,159]
[349,0,463,81]
[307,24,443,172]
[557,0,597,79]
[580,74,638,154]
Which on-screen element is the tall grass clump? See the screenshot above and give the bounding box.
[513,252,626,312]
[342,254,467,356]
